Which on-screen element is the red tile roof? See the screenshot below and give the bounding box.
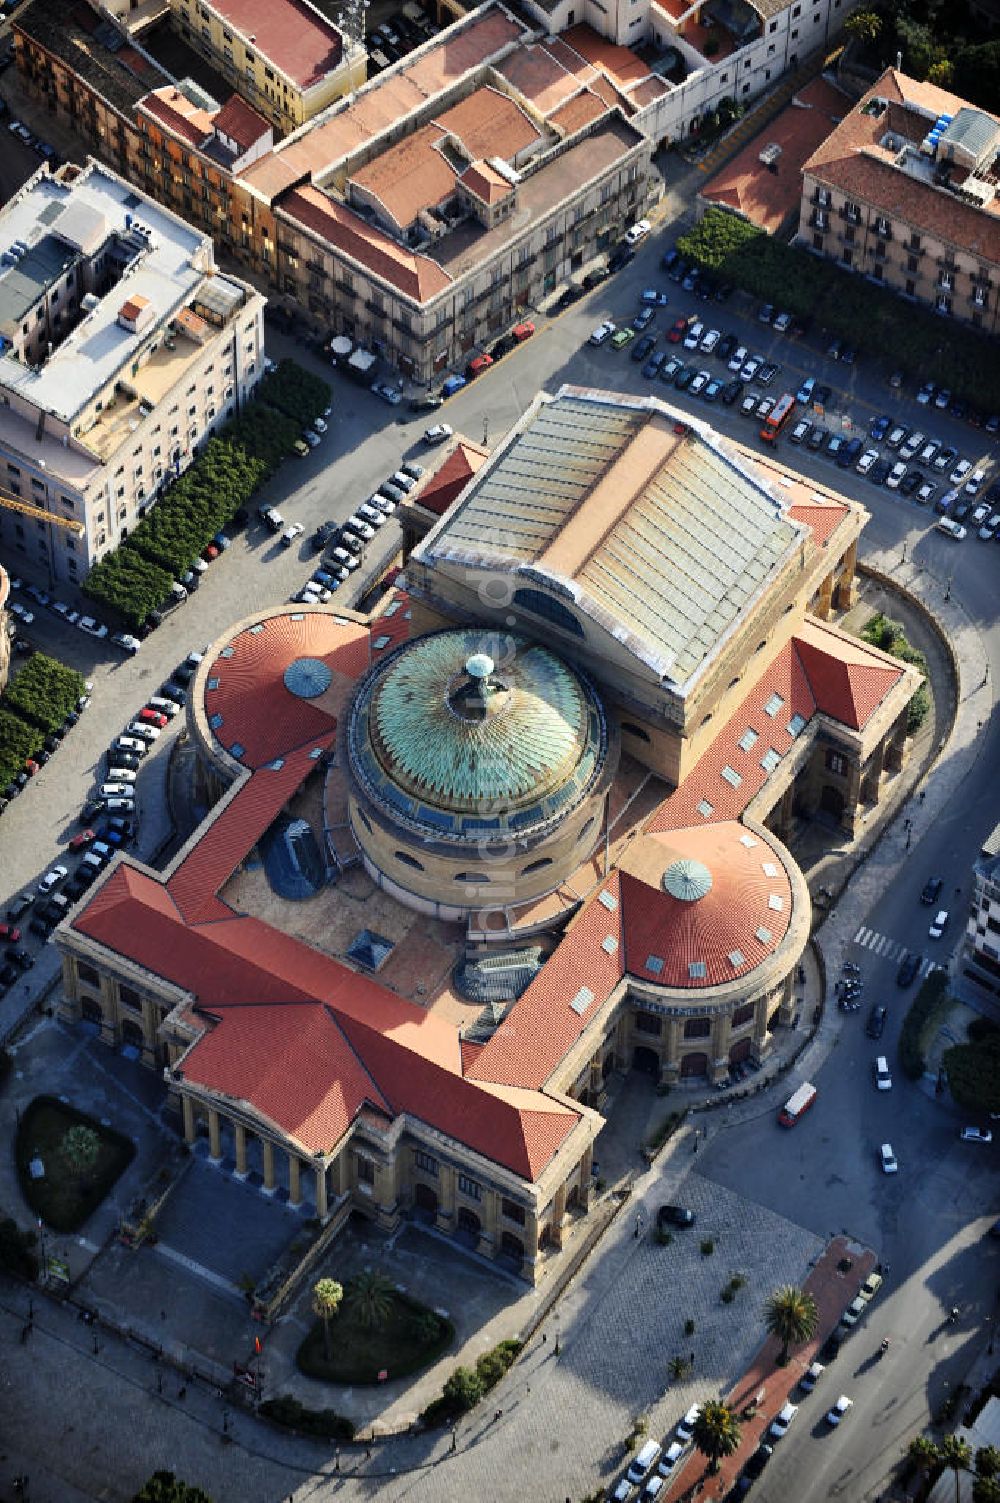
[409,439,488,518]
[548,89,609,135]
[468,874,625,1090]
[140,87,213,148]
[208,0,343,89]
[788,498,850,548]
[202,610,370,769]
[212,93,270,151]
[802,68,1000,265]
[619,822,792,988]
[794,618,904,731]
[458,161,514,205]
[282,186,452,302]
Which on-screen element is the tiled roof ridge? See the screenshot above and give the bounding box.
[790,626,903,731]
[319,1000,395,1117]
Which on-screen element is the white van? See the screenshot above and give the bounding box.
[874,1055,892,1091]
[627,1440,662,1485]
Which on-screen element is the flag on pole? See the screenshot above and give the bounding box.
[254,1336,262,1354]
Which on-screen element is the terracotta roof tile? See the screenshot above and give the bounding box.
[349,122,457,228]
[496,43,582,118]
[139,88,214,148]
[212,93,270,151]
[787,499,850,547]
[207,0,343,89]
[548,89,608,135]
[619,822,792,988]
[458,161,514,204]
[468,873,625,1089]
[281,186,452,301]
[793,618,904,730]
[409,439,488,518]
[559,24,652,87]
[434,87,541,163]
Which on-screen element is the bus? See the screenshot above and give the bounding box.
[778,1081,817,1127]
[760,391,797,443]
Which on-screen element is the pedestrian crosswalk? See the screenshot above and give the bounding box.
[852,926,947,979]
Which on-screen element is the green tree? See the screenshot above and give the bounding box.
[132,1473,214,1503]
[691,1400,741,1473]
[0,1214,39,1280]
[60,1125,100,1175]
[667,1354,692,1382]
[940,1435,973,1503]
[343,1271,395,1331]
[974,1476,1000,1503]
[764,1285,818,1365]
[311,1277,343,1361]
[927,58,954,86]
[844,8,883,46]
[977,1448,1000,1481]
[443,1364,484,1412]
[908,1435,941,1482]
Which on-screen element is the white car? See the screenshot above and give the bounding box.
[303,430,321,448]
[390,470,417,493]
[114,736,147,757]
[741,354,763,382]
[295,584,330,604]
[789,419,811,445]
[929,908,949,939]
[936,518,967,540]
[773,311,793,332]
[856,449,880,476]
[885,461,907,490]
[899,430,925,461]
[100,782,135,799]
[357,503,386,528]
[281,522,304,546]
[656,1442,685,1476]
[328,546,359,571]
[826,1395,853,1427]
[346,515,376,541]
[728,344,747,373]
[10,602,34,624]
[424,422,453,444]
[589,321,616,346]
[683,321,704,350]
[126,722,161,742]
[104,767,137,784]
[950,458,972,486]
[769,1401,798,1440]
[839,1294,867,1328]
[959,1126,993,1143]
[880,1142,898,1174]
[675,1404,701,1443]
[699,328,720,353]
[963,469,986,497]
[104,796,135,813]
[112,632,141,654]
[77,616,108,638]
[624,218,651,246]
[368,493,396,515]
[38,865,68,897]
[312,417,328,434]
[799,1360,825,1392]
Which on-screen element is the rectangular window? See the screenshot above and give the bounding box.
[458,1174,482,1201]
[738,728,759,752]
[414,1150,438,1175]
[501,1198,526,1225]
[826,749,848,776]
[764,693,784,717]
[119,984,142,1011]
[356,1156,375,1184]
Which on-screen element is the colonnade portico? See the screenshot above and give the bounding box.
[181,1096,332,1216]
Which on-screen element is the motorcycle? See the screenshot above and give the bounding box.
[842,962,861,976]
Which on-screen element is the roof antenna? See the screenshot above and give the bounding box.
[896,51,902,69]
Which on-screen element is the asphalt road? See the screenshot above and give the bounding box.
[1,224,999,1500]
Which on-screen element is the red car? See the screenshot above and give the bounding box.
[69,829,96,852]
[667,317,689,344]
[513,321,535,343]
[138,708,168,729]
[202,543,220,562]
[0,923,22,943]
[466,354,494,379]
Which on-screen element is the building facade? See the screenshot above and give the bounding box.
[0,160,265,584]
[53,386,921,1284]
[962,821,1000,997]
[797,68,1000,335]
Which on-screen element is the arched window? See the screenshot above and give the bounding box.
[394,850,425,870]
[521,856,552,875]
[512,588,584,638]
[621,722,651,743]
[728,676,741,690]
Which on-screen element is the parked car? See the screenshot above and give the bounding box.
[826,1396,853,1427]
[0,922,22,943]
[111,631,141,654]
[371,380,403,405]
[624,218,651,246]
[424,423,453,444]
[281,522,304,547]
[589,320,616,346]
[37,865,68,897]
[880,1142,898,1174]
[657,1204,695,1229]
[769,1402,798,1440]
[929,908,949,939]
[126,723,161,743]
[799,1361,825,1391]
[959,1127,993,1144]
[466,354,494,379]
[675,1405,702,1443]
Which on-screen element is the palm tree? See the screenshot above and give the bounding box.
[344,1271,395,1331]
[667,1355,692,1383]
[764,1285,818,1365]
[311,1277,343,1361]
[908,1434,941,1485]
[691,1400,741,1474]
[977,1448,1000,1481]
[844,8,882,47]
[940,1435,972,1503]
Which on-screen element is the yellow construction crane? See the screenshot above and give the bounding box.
[0,486,85,536]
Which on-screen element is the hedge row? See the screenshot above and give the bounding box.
[4,653,85,734]
[899,970,949,1080]
[0,705,45,794]
[258,1396,354,1442]
[0,1208,39,1281]
[421,1339,523,1428]
[942,1032,1000,1115]
[127,437,266,577]
[223,407,302,475]
[256,358,331,426]
[678,210,1000,410]
[83,546,174,633]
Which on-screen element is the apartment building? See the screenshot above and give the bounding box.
[963,821,1000,998]
[166,0,363,133]
[0,160,265,585]
[798,68,1000,335]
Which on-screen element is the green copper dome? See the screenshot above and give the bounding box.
[348,629,611,846]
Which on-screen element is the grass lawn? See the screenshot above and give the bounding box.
[16,1096,135,1233]
[297,1290,454,1384]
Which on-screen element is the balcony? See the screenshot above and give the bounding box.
[839,206,861,226]
[809,211,828,232]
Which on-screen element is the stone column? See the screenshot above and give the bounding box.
[661,1017,682,1083]
[579,1144,594,1209]
[861,740,886,805]
[288,1153,302,1207]
[262,1139,276,1193]
[776,975,796,1026]
[314,1164,329,1220]
[835,540,858,610]
[815,571,834,620]
[233,1122,248,1178]
[208,1107,222,1161]
[753,994,773,1060]
[550,1182,567,1250]
[181,1095,196,1144]
[711,1012,733,1083]
[477,1190,497,1260]
[436,1164,456,1232]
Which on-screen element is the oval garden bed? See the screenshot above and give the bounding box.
[297,1284,455,1385]
[16,1095,135,1233]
